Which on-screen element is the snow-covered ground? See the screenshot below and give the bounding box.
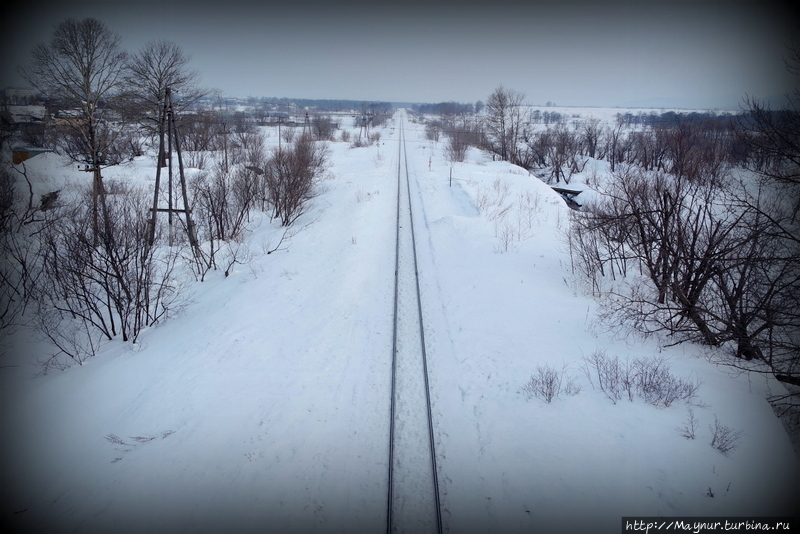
[1,110,798,533]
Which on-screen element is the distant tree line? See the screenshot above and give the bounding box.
[411,101,478,116]
[239,97,392,114]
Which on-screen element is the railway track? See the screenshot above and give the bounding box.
[386,115,443,534]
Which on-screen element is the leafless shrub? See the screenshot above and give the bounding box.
[493,220,515,253]
[182,150,209,170]
[475,178,538,252]
[476,177,512,220]
[265,134,328,227]
[581,349,630,403]
[709,415,743,455]
[311,114,337,141]
[103,126,145,163]
[0,166,47,337]
[582,350,699,406]
[231,124,258,152]
[221,239,255,278]
[340,130,351,143]
[350,135,369,148]
[227,131,259,168]
[191,167,253,241]
[633,356,701,407]
[105,434,129,446]
[241,131,270,213]
[564,374,583,396]
[515,190,539,233]
[445,127,469,163]
[0,168,16,231]
[521,364,562,403]
[189,161,260,280]
[678,406,699,439]
[425,122,441,143]
[35,184,184,368]
[521,364,580,403]
[18,122,52,149]
[281,125,296,144]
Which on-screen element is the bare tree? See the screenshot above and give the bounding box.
[522,129,551,170]
[580,118,602,159]
[125,40,204,163]
[569,167,800,391]
[603,124,630,173]
[545,124,585,184]
[628,130,660,171]
[19,18,128,242]
[484,85,527,163]
[179,112,218,169]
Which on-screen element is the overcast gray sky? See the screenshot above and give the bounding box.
[2,0,796,108]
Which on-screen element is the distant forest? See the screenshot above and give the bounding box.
[212,95,394,114]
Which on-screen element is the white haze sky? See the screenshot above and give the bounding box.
[2,0,796,109]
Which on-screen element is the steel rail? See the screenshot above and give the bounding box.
[386,115,443,534]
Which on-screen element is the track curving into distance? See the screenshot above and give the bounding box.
[386,115,443,534]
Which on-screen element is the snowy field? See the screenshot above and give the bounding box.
[1,109,798,533]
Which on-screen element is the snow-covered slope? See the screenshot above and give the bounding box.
[2,111,797,533]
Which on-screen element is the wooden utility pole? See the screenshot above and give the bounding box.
[147,87,200,258]
[277,115,284,152]
[79,142,107,246]
[358,114,367,144]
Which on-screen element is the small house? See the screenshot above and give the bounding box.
[12,146,52,164]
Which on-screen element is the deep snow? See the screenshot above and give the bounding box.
[1,109,798,533]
